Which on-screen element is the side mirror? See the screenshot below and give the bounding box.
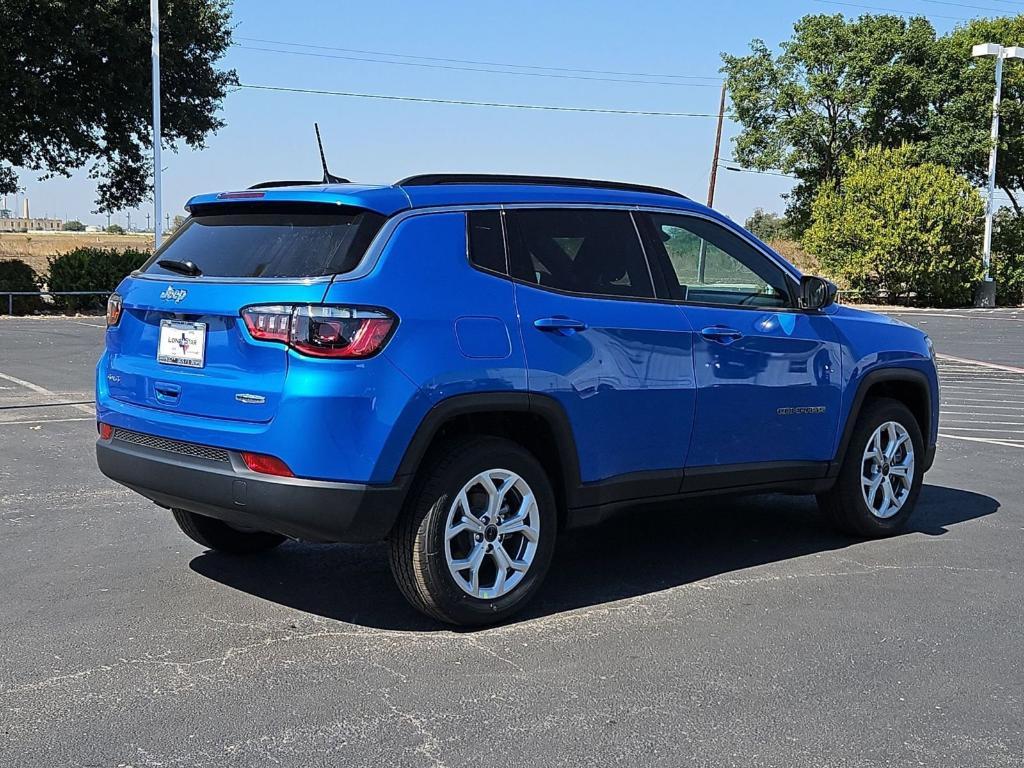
[799,275,837,310]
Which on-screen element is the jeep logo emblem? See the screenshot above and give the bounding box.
[159,285,188,303]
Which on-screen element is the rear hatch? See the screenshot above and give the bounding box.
[106,201,385,423]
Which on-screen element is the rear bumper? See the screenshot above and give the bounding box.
[96,436,406,543]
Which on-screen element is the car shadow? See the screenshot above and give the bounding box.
[188,484,998,632]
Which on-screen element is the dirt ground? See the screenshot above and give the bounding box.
[0,232,153,274]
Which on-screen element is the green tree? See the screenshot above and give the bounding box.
[106,224,125,235]
[745,208,791,242]
[993,207,1024,305]
[723,14,940,231]
[804,145,984,306]
[63,220,86,232]
[0,0,235,212]
[927,17,1024,215]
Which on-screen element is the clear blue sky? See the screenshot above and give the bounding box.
[11,0,971,229]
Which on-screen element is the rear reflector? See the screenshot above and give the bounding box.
[241,304,396,359]
[240,451,294,477]
[98,422,113,440]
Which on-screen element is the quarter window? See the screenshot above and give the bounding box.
[467,210,507,274]
[645,213,792,308]
[506,209,654,299]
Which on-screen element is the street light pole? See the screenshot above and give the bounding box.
[151,0,163,249]
[972,43,1024,306]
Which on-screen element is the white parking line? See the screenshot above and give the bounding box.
[937,376,1024,384]
[943,398,1024,406]
[940,386,1024,393]
[60,319,106,329]
[0,416,95,426]
[0,372,95,415]
[938,426,1024,433]
[941,404,1024,411]
[883,311,1024,323]
[942,421,1024,428]
[939,433,1024,449]
[936,354,1024,374]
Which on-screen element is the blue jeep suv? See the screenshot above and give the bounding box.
[96,174,939,625]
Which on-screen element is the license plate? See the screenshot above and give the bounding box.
[158,320,207,368]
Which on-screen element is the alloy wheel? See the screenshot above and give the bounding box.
[861,421,915,519]
[443,469,540,599]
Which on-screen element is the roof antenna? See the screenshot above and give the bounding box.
[315,123,349,184]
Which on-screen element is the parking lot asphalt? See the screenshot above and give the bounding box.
[1,310,1021,767]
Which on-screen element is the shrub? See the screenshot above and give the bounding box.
[47,247,149,311]
[771,239,820,275]
[63,220,86,231]
[992,209,1024,306]
[0,259,42,315]
[105,224,125,235]
[804,145,984,306]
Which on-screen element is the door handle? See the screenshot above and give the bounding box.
[700,326,743,344]
[534,317,587,335]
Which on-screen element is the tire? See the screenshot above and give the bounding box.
[817,398,925,537]
[171,508,286,554]
[388,436,558,626]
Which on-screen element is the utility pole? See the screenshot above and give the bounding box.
[972,43,1024,306]
[151,0,163,248]
[165,212,170,232]
[697,82,728,284]
[127,211,132,232]
[146,212,151,231]
[706,82,727,208]
[106,211,111,230]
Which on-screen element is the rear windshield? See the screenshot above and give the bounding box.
[142,206,385,279]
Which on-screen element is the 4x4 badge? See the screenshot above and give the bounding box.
[159,285,188,303]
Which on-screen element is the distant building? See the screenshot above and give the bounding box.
[0,217,62,232]
[0,197,61,231]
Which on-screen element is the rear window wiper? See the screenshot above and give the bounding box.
[157,259,203,277]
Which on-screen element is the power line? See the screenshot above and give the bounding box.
[812,0,970,20]
[720,163,797,178]
[234,44,720,88]
[234,35,722,82]
[237,83,721,117]
[913,0,1024,12]
[970,0,1024,7]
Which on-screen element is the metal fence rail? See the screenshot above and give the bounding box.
[1,290,112,316]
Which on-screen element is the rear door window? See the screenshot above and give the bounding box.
[142,205,385,279]
[505,209,654,299]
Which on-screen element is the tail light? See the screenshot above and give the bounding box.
[106,293,123,327]
[97,422,113,440]
[241,305,396,359]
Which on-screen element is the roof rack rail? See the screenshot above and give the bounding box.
[395,173,687,199]
[248,180,325,190]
